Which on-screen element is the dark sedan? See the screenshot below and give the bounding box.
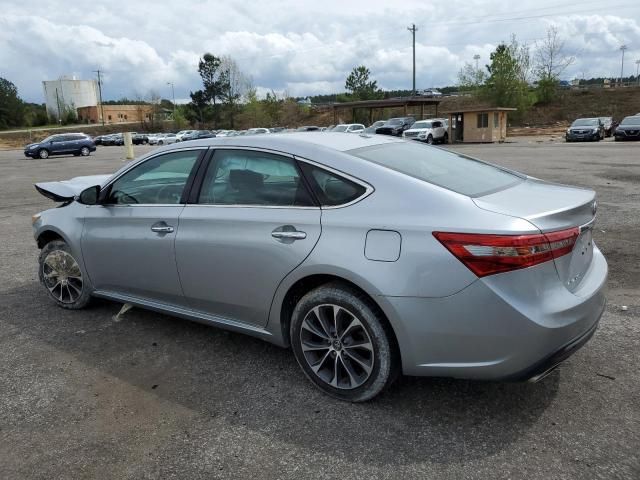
[614,116,640,141]
[24,133,96,159]
[566,118,604,142]
[181,130,216,142]
[376,117,416,136]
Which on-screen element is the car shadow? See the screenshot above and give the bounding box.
[2,282,560,466]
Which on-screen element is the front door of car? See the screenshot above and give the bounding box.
[175,148,321,327]
[49,136,68,154]
[81,149,205,303]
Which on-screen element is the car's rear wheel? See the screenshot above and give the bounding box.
[290,282,399,402]
[39,240,91,309]
[38,149,49,159]
[80,146,90,156]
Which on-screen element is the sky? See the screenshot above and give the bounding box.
[1,0,640,103]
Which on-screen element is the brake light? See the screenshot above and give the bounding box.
[433,227,579,277]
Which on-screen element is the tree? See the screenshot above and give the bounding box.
[187,89,210,125]
[219,56,250,128]
[457,62,487,90]
[534,26,575,103]
[482,37,534,116]
[198,53,229,127]
[345,66,382,100]
[0,77,25,129]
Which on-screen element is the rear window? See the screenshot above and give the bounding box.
[348,142,523,197]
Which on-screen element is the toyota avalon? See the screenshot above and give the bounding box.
[32,133,607,401]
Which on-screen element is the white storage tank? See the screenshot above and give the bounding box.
[42,76,99,119]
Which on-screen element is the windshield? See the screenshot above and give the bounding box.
[332,125,348,132]
[572,119,599,127]
[620,116,640,125]
[348,142,523,197]
[41,135,56,143]
[387,118,403,125]
[411,121,432,129]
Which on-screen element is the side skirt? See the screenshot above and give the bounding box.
[92,290,283,345]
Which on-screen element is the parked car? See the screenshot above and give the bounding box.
[270,127,286,133]
[31,133,606,401]
[156,133,178,145]
[376,117,416,136]
[175,130,195,142]
[331,124,365,133]
[182,130,216,142]
[92,135,107,146]
[24,134,96,159]
[416,89,443,97]
[101,133,124,146]
[599,117,616,137]
[147,133,163,145]
[132,133,149,145]
[402,119,448,144]
[614,115,640,142]
[247,128,271,135]
[363,120,386,134]
[296,126,321,132]
[566,118,604,142]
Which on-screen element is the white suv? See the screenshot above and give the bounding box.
[331,124,365,133]
[402,119,448,144]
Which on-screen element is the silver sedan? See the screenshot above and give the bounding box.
[32,133,607,401]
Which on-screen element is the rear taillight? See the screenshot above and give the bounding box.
[433,227,579,277]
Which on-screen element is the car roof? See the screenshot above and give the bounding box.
[156,132,402,156]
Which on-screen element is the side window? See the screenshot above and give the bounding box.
[300,163,367,207]
[198,150,314,207]
[107,150,201,205]
[432,121,442,128]
[477,113,489,128]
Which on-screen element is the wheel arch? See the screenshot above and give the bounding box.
[271,272,403,365]
[36,229,66,249]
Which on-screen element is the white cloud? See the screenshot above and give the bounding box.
[1,1,639,102]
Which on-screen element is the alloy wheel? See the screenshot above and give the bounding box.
[80,147,90,156]
[39,149,49,159]
[299,304,374,390]
[41,250,83,304]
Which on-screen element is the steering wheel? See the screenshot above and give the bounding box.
[111,190,139,204]
[156,184,182,204]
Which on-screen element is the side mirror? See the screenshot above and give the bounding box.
[78,185,101,205]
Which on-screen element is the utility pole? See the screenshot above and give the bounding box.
[167,82,176,118]
[93,69,105,126]
[474,54,481,71]
[407,24,418,96]
[636,59,640,86]
[619,45,627,86]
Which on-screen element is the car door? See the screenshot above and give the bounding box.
[432,120,444,139]
[81,148,205,303]
[175,148,322,327]
[49,135,68,154]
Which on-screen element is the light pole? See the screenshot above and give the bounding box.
[407,24,418,96]
[473,54,481,71]
[619,45,627,86]
[636,59,640,86]
[167,82,176,118]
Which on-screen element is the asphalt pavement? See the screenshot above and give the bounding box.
[0,138,638,479]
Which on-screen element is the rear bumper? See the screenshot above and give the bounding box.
[380,246,607,379]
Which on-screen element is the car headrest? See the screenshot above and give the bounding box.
[229,169,264,191]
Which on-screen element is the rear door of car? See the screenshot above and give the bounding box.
[175,147,321,327]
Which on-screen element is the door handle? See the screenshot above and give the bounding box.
[271,231,306,240]
[151,224,174,233]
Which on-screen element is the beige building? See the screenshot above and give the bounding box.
[444,107,516,143]
[77,105,154,124]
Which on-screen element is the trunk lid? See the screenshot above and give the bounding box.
[473,178,597,292]
[35,175,110,202]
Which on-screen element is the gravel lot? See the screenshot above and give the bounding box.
[0,139,638,480]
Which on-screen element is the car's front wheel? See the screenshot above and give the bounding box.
[426,134,434,144]
[38,240,91,309]
[38,149,49,159]
[290,282,399,402]
[80,146,90,156]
